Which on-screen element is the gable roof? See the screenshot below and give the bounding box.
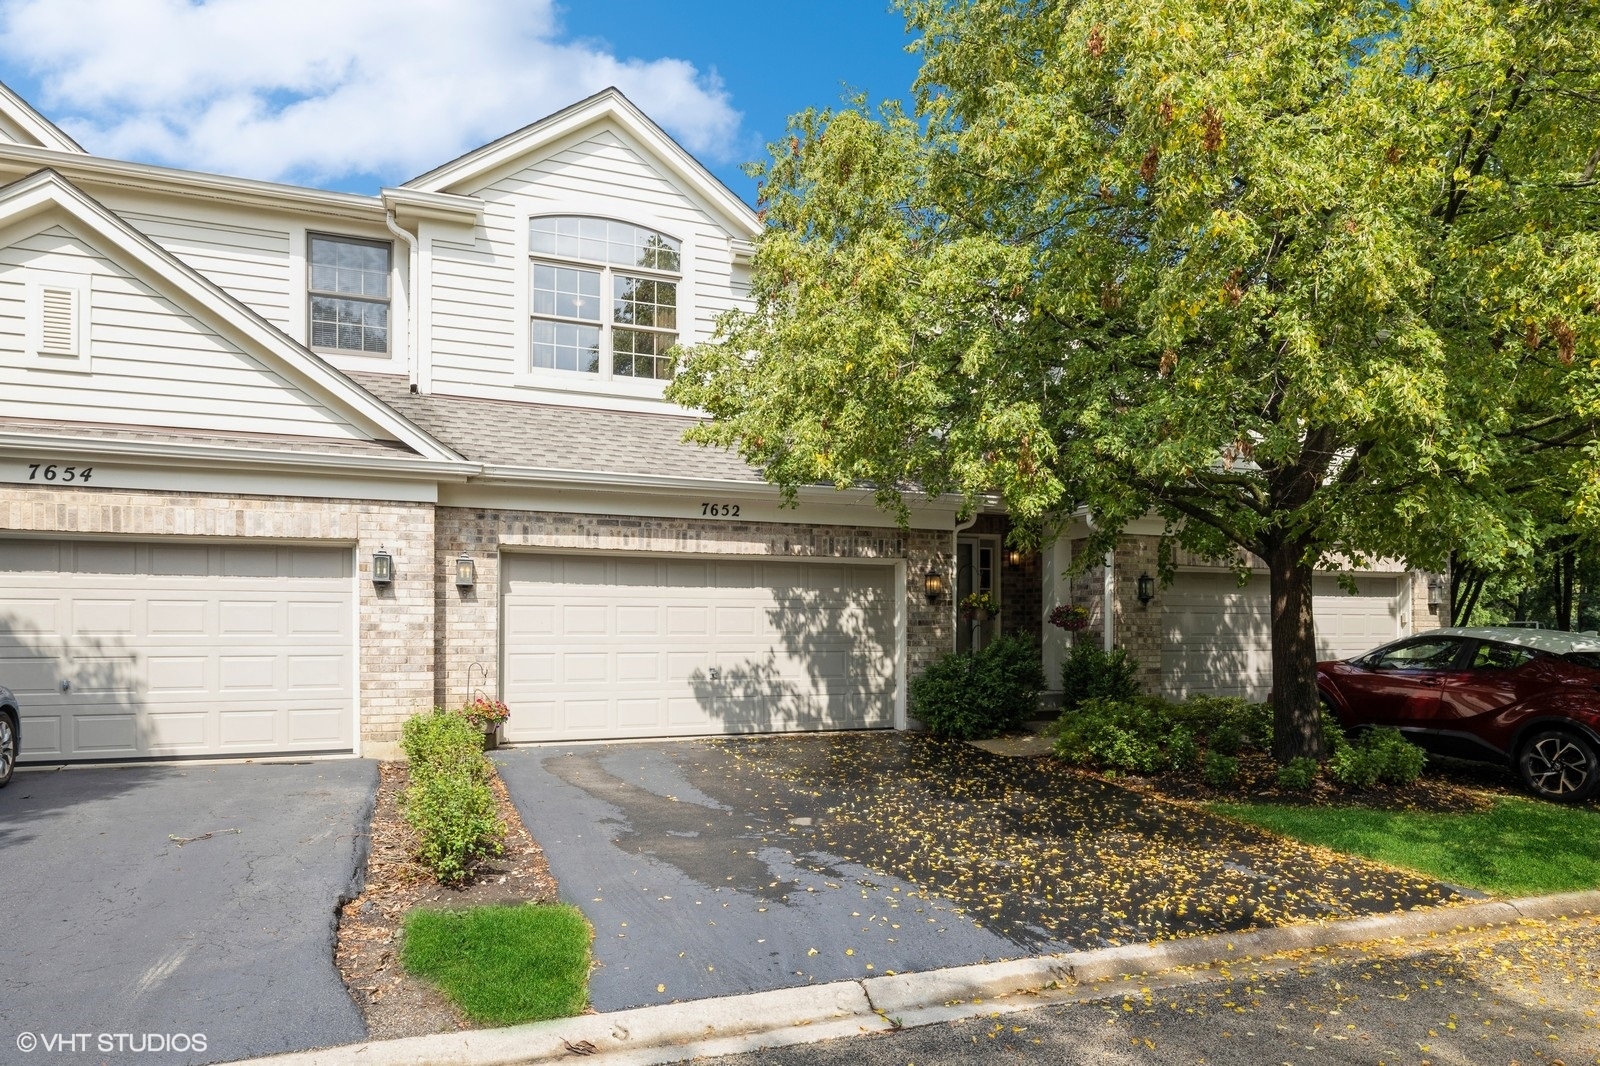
[0,80,84,153]
[0,168,469,469]
[402,87,761,239]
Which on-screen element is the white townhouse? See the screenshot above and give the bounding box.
[0,83,1438,764]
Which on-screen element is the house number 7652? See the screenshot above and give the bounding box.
[701,502,741,517]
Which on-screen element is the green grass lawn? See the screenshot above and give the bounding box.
[400,903,591,1024]
[1208,796,1600,897]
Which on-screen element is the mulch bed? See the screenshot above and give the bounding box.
[335,761,561,1041]
[1077,747,1532,813]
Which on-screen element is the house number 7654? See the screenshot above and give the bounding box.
[26,463,93,482]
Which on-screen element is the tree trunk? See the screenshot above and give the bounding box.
[1267,540,1323,762]
[1558,547,1576,631]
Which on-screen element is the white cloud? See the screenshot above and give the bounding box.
[0,0,742,186]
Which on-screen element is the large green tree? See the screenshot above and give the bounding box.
[669,0,1600,759]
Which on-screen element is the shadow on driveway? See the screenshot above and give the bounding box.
[0,760,376,1065]
[495,732,1459,1012]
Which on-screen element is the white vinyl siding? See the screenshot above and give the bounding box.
[0,225,371,438]
[502,554,897,743]
[428,130,743,396]
[1159,572,1406,701]
[1,539,355,761]
[117,209,294,329]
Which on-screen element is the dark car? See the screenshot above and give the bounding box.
[0,684,17,788]
[1318,626,1600,803]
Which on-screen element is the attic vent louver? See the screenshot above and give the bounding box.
[39,286,76,353]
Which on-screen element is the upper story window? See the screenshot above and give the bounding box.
[309,234,390,354]
[529,216,680,381]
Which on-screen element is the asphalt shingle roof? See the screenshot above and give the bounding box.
[349,372,759,482]
[0,416,417,459]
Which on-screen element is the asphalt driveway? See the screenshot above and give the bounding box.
[0,760,376,1066]
[495,732,1462,1012]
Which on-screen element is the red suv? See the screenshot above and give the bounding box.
[1317,627,1600,803]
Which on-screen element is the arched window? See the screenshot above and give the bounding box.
[529,216,681,380]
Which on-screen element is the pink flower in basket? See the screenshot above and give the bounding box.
[461,696,510,731]
[1048,603,1090,631]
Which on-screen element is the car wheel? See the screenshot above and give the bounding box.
[0,711,15,788]
[1517,729,1599,803]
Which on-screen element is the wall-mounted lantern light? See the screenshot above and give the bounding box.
[1427,574,1443,609]
[1136,572,1156,606]
[454,552,476,590]
[371,547,394,587]
[1007,547,1026,567]
[924,568,945,604]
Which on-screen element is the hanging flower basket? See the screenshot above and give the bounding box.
[1048,603,1091,632]
[959,591,1000,621]
[458,696,510,749]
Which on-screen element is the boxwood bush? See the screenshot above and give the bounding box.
[1327,726,1427,789]
[910,634,1047,740]
[1060,642,1141,711]
[1054,693,1274,773]
[401,708,505,884]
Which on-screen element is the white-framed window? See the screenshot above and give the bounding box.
[308,234,390,354]
[529,216,681,380]
[23,270,91,373]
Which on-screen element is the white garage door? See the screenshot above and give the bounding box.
[501,554,898,743]
[0,539,355,761]
[1159,571,1405,701]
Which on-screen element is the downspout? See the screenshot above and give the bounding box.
[384,210,420,393]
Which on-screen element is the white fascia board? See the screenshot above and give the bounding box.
[402,88,762,240]
[0,82,85,153]
[0,430,479,480]
[0,143,384,223]
[473,464,964,521]
[0,170,465,464]
[379,187,482,231]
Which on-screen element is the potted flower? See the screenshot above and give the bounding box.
[459,696,510,750]
[959,590,1000,622]
[1048,603,1091,632]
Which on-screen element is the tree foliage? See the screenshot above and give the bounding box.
[669,0,1600,758]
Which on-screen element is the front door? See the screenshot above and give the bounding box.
[955,535,999,654]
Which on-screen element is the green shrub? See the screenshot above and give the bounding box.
[1165,725,1199,771]
[1060,642,1141,712]
[1328,742,1382,789]
[1367,728,1428,785]
[401,709,505,884]
[1208,721,1244,756]
[911,634,1047,739]
[1201,751,1241,788]
[1276,756,1319,791]
[1326,727,1427,790]
[1054,695,1175,771]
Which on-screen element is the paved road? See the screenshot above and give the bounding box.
[495,733,1459,1013]
[690,913,1600,1065]
[0,760,376,1066]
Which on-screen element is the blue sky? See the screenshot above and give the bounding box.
[0,0,924,205]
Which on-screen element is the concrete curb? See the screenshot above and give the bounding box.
[236,889,1600,1066]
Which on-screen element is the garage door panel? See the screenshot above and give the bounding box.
[147,711,208,748]
[75,713,137,753]
[148,655,207,693]
[3,538,354,761]
[503,554,899,743]
[1161,571,1402,701]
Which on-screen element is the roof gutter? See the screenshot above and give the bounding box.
[0,432,481,480]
